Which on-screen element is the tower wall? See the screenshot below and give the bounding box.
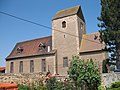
[52,14,85,75]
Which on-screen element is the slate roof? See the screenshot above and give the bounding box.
[6,36,55,60]
[80,32,105,53]
[52,5,85,22]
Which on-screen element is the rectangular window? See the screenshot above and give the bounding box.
[30,60,34,73]
[80,22,83,29]
[19,61,23,73]
[10,62,14,73]
[63,57,68,67]
[42,59,46,72]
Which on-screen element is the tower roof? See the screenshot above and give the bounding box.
[52,5,85,22]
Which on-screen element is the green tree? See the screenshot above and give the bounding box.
[98,0,120,68]
[68,56,101,90]
[102,59,108,73]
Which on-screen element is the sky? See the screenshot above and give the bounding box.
[0,0,101,67]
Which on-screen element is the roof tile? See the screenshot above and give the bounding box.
[6,36,54,60]
[80,32,105,53]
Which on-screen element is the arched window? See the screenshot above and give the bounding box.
[62,21,66,28]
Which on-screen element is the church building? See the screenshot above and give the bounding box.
[6,6,108,76]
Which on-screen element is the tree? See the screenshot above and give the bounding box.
[68,56,101,90]
[98,0,120,69]
[102,59,109,73]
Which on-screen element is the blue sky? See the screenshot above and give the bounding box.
[0,0,101,67]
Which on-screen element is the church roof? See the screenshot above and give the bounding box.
[52,5,85,22]
[80,32,105,53]
[6,36,55,60]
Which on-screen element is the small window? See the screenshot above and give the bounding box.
[17,47,23,53]
[30,60,34,73]
[80,22,83,29]
[63,57,68,67]
[42,59,46,72]
[19,61,23,73]
[64,35,66,38]
[10,62,14,73]
[62,21,66,28]
[39,42,46,51]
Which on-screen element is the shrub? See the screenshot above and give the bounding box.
[68,56,101,90]
[102,59,109,73]
[111,82,120,88]
[18,84,30,90]
[98,85,105,90]
[18,84,47,90]
[107,82,120,90]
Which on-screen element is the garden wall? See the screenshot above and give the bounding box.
[0,72,120,87]
[0,73,46,86]
[102,72,120,87]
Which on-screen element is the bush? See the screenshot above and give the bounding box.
[68,56,101,90]
[111,82,120,88]
[98,85,105,90]
[107,82,120,90]
[107,87,120,90]
[102,59,108,73]
[46,76,65,90]
[18,84,31,90]
[45,76,74,90]
[18,84,47,90]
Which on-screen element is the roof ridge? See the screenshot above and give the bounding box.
[17,35,52,44]
[52,5,81,20]
[56,5,80,14]
[83,32,99,36]
[89,32,99,34]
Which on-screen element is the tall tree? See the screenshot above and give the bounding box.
[98,0,120,69]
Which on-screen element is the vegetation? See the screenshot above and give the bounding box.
[98,85,105,90]
[68,56,101,90]
[46,76,63,90]
[107,82,120,90]
[18,81,120,90]
[98,0,120,68]
[45,76,73,90]
[102,59,108,73]
[18,84,47,90]
[18,84,31,90]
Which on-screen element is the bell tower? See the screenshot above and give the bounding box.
[52,6,86,75]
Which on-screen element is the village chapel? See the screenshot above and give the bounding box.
[6,6,108,76]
